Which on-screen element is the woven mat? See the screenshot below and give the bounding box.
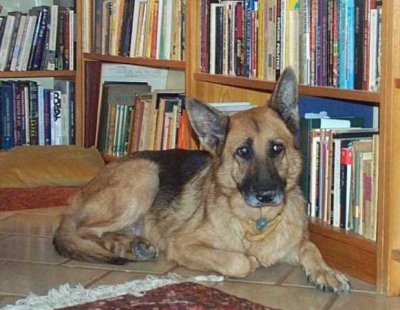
[59,282,276,310]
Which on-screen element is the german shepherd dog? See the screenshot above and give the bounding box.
[53,68,350,293]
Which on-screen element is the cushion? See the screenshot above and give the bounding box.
[0,145,105,188]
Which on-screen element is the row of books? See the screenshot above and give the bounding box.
[96,82,191,157]
[300,117,379,240]
[0,5,75,72]
[200,0,382,91]
[84,0,186,60]
[0,80,75,150]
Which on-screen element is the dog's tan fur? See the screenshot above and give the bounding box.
[53,68,350,292]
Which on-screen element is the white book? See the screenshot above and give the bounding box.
[129,0,143,57]
[17,15,37,71]
[68,9,75,70]
[10,14,27,71]
[22,84,30,145]
[209,3,222,74]
[137,2,148,57]
[61,93,70,145]
[155,0,164,59]
[159,0,172,59]
[0,15,16,71]
[50,90,63,145]
[368,9,378,91]
[47,5,59,70]
[37,85,45,145]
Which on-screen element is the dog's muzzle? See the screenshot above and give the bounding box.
[242,184,284,208]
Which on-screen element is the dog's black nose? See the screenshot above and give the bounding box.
[255,189,283,205]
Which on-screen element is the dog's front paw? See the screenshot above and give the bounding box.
[132,236,158,261]
[306,268,351,293]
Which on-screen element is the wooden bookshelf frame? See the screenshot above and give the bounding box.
[185,0,400,296]
[0,70,76,78]
[84,53,186,70]
[74,0,400,296]
[194,73,381,104]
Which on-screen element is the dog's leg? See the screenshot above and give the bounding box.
[167,240,259,278]
[285,239,351,293]
[54,159,160,264]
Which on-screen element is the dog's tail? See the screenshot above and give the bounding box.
[53,214,132,265]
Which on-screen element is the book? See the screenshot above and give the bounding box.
[0,15,16,71]
[84,61,102,147]
[300,116,365,203]
[0,82,14,150]
[96,82,152,155]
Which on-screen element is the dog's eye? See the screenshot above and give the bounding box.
[271,143,284,155]
[236,146,251,159]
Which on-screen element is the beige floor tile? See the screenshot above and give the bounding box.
[63,252,176,275]
[0,295,24,308]
[18,206,66,216]
[282,266,377,293]
[281,266,313,288]
[0,261,108,296]
[0,213,60,236]
[170,266,222,278]
[0,235,68,264]
[226,264,294,285]
[330,291,400,310]
[214,281,335,310]
[0,212,13,220]
[88,271,154,288]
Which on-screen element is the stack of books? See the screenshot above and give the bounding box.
[0,5,75,71]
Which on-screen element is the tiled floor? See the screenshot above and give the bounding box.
[1,207,400,309]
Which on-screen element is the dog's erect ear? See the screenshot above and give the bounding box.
[270,67,299,132]
[186,98,229,154]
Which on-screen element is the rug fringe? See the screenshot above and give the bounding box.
[1,273,224,310]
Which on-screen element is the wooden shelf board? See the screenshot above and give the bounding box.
[0,70,76,78]
[392,249,400,263]
[194,73,380,104]
[308,218,377,284]
[84,53,186,70]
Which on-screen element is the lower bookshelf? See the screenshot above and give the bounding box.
[308,217,377,285]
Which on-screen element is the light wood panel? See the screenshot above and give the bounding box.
[0,71,75,78]
[376,0,400,296]
[84,54,186,70]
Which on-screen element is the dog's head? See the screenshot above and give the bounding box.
[187,68,302,208]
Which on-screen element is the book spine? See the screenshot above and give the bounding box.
[0,83,14,149]
[28,81,39,145]
[346,0,355,89]
[37,85,45,145]
[354,0,365,89]
[10,15,27,71]
[27,9,44,70]
[5,13,22,71]
[0,16,16,71]
[43,89,51,145]
[275,0,281,80]
[50,90,63,145]
[47,5,59,70]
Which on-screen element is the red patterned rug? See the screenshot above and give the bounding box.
[0,186,79,211]
[59,282,276,310]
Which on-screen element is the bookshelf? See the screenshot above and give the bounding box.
[78,0,399,295]
[0,0,84,146]
[2,0,396,296]
[185,0,400,297]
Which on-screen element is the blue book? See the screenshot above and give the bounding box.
[338,0,347,88]
[299,96,376,128]
[346,0,355,89]
[0,82,15,150]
